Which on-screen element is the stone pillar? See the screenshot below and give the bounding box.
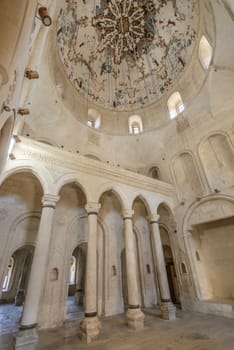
[122,209,145,329]
[80,203,101,343]
[150,214,176,320]
[15,194,59,349]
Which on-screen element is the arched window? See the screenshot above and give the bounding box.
[167,92,184,119]
[2,257,14,291]
[69,256,76,284]
[149,166,160,180]
[87,108,101,129]
[199,35,213,70]
[128,115,143,134]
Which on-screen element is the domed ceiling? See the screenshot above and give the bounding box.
[57,0,198,111]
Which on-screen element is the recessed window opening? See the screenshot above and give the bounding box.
[87,120,94,128]
[181,262,187,274]
[199,35,213,70]
[195,251,201,262]
[128,115,143,134]
[69,256,76,284]
[133,123,140,134]
[1,257,14,291]
[146,264,151,274]
[167,92,184,119]
[87,108,101,129]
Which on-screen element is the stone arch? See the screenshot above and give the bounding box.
[131,194,151,217]
[183,195,234,301]
[183,195,234,233]
[156,201,175,218]
[55,174,89,202]
[198,131,234,190]
[97,183,129,210]
[98,189,125,315]
[171,150,204,203]
[0,162,53,195]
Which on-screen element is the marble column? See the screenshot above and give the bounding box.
[122,209,145,329]
[80,203,101,343]
[15,194,59,349]
[150,214,176,320]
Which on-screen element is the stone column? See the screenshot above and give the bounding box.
[15,194,59,349]
[80,203,101,343]
[150,214,176,320]
[122,209,145,329]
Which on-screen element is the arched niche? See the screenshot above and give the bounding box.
[199,133,234,190]
[99,190,124,315]
[184,197,234,304]
[148,166,160,180]
[172,152,203,203]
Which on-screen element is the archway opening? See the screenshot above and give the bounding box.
[0,171,42,334]
[66,243,87,321]
[157,203,180,306]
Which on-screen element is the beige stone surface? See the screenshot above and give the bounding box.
[2,310,234,350]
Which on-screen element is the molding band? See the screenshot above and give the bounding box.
[150,221,159,224]
[161,299,171,303]
[123,217,132,221]
[42,204,56,209]
[19,323,37,330]
[128,304,140,309]
[87,211,98,216]
[85,312,97,318]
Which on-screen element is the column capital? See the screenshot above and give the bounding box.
[85,202,101,215]
[42,194,60,208]
[149,214,160,224]
[122,209,134,220]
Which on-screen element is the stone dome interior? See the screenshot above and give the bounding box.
[57,0,198,111]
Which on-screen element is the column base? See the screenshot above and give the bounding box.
[160,301,176,320]
[126,308,145,330]
[14,328,38,350]
[79,316,101,344]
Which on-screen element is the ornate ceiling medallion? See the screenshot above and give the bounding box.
[92,0,156,64]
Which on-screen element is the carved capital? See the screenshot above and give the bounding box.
[85,202,101,214]
[149,214,160,223]
[122,209,134,219]
[42,194,60,208]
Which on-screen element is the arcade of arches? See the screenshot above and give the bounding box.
[0,1,234,349]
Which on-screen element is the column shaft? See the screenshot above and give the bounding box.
[123,218,139,308]
[80,203,101,343]
[20,195,58,328]
[151,221,171,301]
[84,212,98,316]
[150,216,176,320]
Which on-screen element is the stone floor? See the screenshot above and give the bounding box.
[0,297,82,335]
[1,308,234,350]
[0,304,23,335]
